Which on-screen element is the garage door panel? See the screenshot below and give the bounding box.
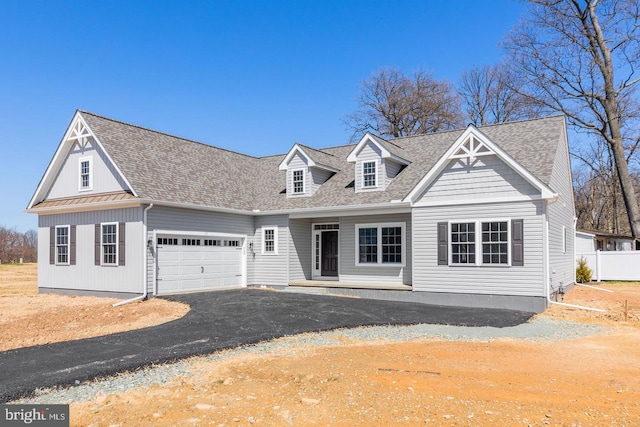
[157,234,244,295]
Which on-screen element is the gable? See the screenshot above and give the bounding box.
[415,154,540,204]
[46,138,130,199]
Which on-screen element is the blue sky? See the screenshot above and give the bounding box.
[0,0,527,232]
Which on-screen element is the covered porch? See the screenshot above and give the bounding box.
[288,279,412,291]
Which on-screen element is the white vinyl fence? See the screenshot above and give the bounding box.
[577,251,640,281]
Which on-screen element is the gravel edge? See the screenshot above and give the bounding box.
[13,317,605,405]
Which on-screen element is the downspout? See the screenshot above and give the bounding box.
[544,200,604,312]
[113,203,154,307]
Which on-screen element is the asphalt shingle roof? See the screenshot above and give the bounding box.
[79,111,565,212]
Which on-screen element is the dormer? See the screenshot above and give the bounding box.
[278,144,340,197]
[347,132,411,192]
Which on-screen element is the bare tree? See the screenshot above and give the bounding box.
[345,68,463,140]
[458,64,542,126]
[504,0,640,237]
[0,226,38,263]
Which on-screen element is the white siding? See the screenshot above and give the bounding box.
[289,218,312,281]
[251,215,289,286]
[38,208,144,294]
[355,142,384,192]
[339,213,412,285]
[412,201,545,296]
[47,139,129,199]
[147,206,253,294]
[547,131,576,292]
[419,155,539,202]
[310,168,333,193]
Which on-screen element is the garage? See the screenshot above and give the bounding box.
[156,234,245,295]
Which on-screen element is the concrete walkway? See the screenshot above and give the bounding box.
[0,289,533,402]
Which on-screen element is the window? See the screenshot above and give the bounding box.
[363,161,377,188]
[79,157,92,191]
[225,240,240,247]
[358,227,378,263]
[102,223,118,265]
[182,239,201,246]
[292,169,305,194]
[481,221,508,264]
[451,223,475,264]
[562,226,567,254]
[356,223,405,266]
[157,237,178,245]
[56,226,69,265]
[447,220,513,266]
[262,227,278,255]
[203,239,221,246]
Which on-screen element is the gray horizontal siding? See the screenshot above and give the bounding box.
[289,218,312,281]
[547,132,575,292]
[412,201,545,297]
[47,139,129,199]
[38,208,144,294]
[384,159,402,188]
[339,213,411,285]
[419,155,539,202]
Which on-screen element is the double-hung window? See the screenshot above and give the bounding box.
[262,226,278,255]
[79,157,92,191]
[363,161,377,188]
[292,169,305,194]
[102,223,118,265]
[55,226,70,265]
[448,220,511,266]
[356,223,405,266]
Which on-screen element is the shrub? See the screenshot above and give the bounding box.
[576,257,592,283]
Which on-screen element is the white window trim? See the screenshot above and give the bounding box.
[448,219,511,267]
[361,160,378,189]
[291,168,306,195]
[562,226,567,254]
[261,226,278,255]
[55,225,70,266]
[355,222,406,267]
[78,156,93,192]
[101,222,119,266]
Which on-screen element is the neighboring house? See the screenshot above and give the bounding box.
[27,111,575,313]
[576,229,638,252]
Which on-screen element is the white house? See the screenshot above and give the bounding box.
[27,111,576,313]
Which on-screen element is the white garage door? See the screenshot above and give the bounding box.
[156,235,244,295]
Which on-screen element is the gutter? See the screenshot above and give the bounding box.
[113,203,154,307]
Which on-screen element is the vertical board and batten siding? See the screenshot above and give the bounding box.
[418,155,539,202]
[47,139,129,199]
[339,213,412,285]
[354,141,383,192]
[288,218,312,281]
[38,208,143,293]
[146,206,253,294]
[547,132,576,292]
[251,215,289,286]
[412,201,545,296]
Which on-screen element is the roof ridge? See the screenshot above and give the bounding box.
[295,143,338,158]
[79,110,260,160]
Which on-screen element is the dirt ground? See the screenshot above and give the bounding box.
[0,264,189,351]
[3,265,640,426]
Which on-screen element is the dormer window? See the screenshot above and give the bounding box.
[79,157,92,191]
[363,161,377,188]
[292,169,305,194]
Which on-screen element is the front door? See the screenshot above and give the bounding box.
[321,231,338,277]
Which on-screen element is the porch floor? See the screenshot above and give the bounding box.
[288,280,412,291]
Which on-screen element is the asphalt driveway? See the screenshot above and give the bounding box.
[0,289,533,402]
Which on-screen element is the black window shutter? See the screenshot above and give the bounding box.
[512,219,524,266]
[118,222,126,266]
[70,225,77,265]
[49,227,55,265]
[437,222,448,265]
[95,224,101,266]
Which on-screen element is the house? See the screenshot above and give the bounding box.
[27,111,575,313]
[576,229,638,252]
